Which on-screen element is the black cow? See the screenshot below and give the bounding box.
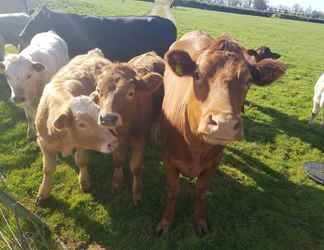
[19,6,177,61]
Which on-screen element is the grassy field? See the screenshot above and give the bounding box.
[1,0,324,249]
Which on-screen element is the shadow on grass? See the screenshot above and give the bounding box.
[244,101,324,151]
[38,144,324,250]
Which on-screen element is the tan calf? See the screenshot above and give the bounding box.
[35,49,118,205]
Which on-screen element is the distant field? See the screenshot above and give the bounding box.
[1,0,324,249]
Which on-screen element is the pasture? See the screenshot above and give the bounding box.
[1,0,324,249]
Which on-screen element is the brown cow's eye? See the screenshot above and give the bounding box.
[26,74,32,80]
[78,123,86,129]
[128,90,135,98]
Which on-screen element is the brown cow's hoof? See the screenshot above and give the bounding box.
[132,192,142,207]
[156,220,170,236]
[35,197,47,207]
[194,219,209,235]
[80,182,90,193]
[111,169,124,193]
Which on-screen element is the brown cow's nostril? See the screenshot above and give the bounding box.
[233,121,240,130]
[208,115,218,126]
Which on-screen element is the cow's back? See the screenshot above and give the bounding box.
[25,10,176,61]
[21,32,69,81]
[0,13,29,45]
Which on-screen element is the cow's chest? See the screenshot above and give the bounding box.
[167,146,223,178]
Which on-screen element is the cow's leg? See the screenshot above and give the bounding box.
[309,101,320,125]
[193,167,215,235]
[36,143,57,206]
[112,142,127,192]
[74,149,90,193]
[130,139,144,206]
[156,160,180,235]
[25,107,36,140]
[0,43,4,61]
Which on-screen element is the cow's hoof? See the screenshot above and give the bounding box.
[80,182,90,193]
[132,192,142,207]
[194,219,209,235]
[156,220,170,236]
[35,197,47,207]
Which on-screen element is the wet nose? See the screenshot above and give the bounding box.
[11,96,25,103]
[99,113,119,127]
[207,113,243,139]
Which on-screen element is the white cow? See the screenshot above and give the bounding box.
[310,73,324,125]
[0,31,69,138]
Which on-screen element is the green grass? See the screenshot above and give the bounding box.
[1,0,324,249]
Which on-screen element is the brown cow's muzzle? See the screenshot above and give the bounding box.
[198,113,243,145]
[98,112,122,131]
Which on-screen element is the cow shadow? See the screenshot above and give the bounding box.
[39,143,324,249]
[243,101,324,152]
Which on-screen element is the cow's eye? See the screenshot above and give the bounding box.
[26,74,32,80]
[78,123,87,129]
[193,71,201,81]
[127,90,135,98]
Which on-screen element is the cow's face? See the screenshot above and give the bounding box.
[93,64,162,132]
[0,55,45,104]
[19,6,53,48]
[166,37,286,145]
[53,96,118,153]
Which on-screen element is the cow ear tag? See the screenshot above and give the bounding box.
[175,64,183,76]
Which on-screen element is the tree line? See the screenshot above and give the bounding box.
[193,0,324,19]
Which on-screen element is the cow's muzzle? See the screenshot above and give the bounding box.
[99,113,121,128]
[198,113,243,145]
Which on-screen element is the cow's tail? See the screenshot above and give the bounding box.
[149,0,176,24]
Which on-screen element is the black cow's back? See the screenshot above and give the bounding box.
[21,9,177,61]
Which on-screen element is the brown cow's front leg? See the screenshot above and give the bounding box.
[156,160,180,235]
[112,141,127,192]
[130,138,144,206]
[194,167,215,235]
[74,149,90,193]
[36,141,57,206]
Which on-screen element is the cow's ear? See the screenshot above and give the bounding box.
[53,109,73,130]
[272,53,281,59]
[0,63,5,74]
[32,62,45,72]
[90,90,99,104]
[136,73,163,94]
[250,59,286,86]
[166,49,196,76]
[246,49,258,57]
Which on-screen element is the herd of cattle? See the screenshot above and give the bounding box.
[1,4,321,234]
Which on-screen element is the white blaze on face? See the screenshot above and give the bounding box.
[69,96,118,154]
[70,95,100,120]
[4,54,38,101]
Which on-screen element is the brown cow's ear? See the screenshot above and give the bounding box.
[136,73,163,94]
[53,109,73,130]
[0,63,5,74]
[246,49,258,57]
[166,49,196,76]
[250,59,286,86]
[90,90,99,104]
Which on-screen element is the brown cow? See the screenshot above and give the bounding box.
[35,49,118,205]
[91,51,164,206]
[157,32,286,234]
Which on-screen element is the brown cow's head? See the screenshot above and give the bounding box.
[92,63,162,132]
[166,36,286,145]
